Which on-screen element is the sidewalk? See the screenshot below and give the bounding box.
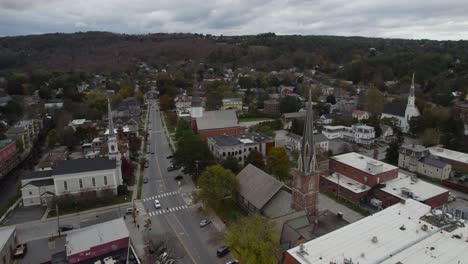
[132,102,150,201]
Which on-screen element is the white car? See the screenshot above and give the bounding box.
[154,199,161,209]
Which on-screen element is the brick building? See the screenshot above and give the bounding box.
[264,99,280,115]
[193,109,245,141]
[321,152,448,208]
[0,139,17,169]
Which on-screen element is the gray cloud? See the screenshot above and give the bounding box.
[0,0,467,40]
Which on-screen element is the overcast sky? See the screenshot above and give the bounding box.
[0,0,467,40]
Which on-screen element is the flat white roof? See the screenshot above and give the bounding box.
[326,173,371,193]
[66,218,129,256]
[239,138,254,144]
[428,146,468,164]
[70,119,87,125]
[380,173,448,201]
[0,226,15,250]
[323,125,347,131]
[332,152,397,175]
[286,199,468,264]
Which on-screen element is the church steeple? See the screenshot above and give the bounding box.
[298,89,317,174]
[107,98,115,136]
[408,73,415,106]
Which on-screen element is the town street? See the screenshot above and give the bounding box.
[141,99,226,264]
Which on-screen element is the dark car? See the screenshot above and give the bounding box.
[217,246,230,257]
[174,175,183,181]
[166,155,173,159]
[167,165,180,172]
[199,219,211,227]
[143,177,149,184]
[60,225,74,232]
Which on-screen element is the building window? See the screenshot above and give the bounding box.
[223,152,226,156]
[92,178,96,187]
[64,181,68,191]
[79,179,83,189]
[104,176,108,186]
[377,177,380,184]
[29,191,32,195]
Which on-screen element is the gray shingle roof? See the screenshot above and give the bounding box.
[236,164,283,210]
[383,102,406,117]
[53,157,116,176]
[25,179,54,187]
[196,110,238,130]
[22,170,53,180]
[420,157,448,169]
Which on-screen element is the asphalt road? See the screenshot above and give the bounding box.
[142,99,226,264]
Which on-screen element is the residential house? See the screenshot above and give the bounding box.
[318,114,333,125]
[322,124,375,146]
[428,146,468,172]
[379,124,395,143]
[352,109,369,121]
[207,133,274,164]
[5,126,29,149]
[221,98,243,111]
[44,99,64,110]
[398,144,452,180]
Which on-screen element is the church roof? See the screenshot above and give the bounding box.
[383,102,406,117]
[53,157,116,176]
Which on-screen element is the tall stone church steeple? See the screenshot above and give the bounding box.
[291,89,320,217]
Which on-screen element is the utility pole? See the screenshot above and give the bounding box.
[56,204,61,236]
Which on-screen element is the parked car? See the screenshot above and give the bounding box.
[126,208,134,215]
[166,155,173,159]
[154,199,161,209]
[59,225,74,232]
[226,260,239,264]
[217,246,230,257]
[143,177,149,184]
[167,165,180,172]
[199,219,211,227]
[174,175,183,181]
[13,243,27,258]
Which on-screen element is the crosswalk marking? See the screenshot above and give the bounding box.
[147,205,190,217]
[142,191,180,202]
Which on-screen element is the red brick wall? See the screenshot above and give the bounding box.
[283,252,300,264]
[319,176,369,204]
[373,189,448,208]
[0,141,17,165]
[329,159,398,187]
[291,170,320,216]
[438,157,468,172]
[198,126,246,141]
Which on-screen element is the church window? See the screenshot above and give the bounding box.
[92,178,96,187]
[79,179,83,189]
[104,176,108,186]
[64,181,68,191]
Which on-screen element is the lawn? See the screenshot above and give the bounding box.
[239,117,273,122]
[48,191,132,217]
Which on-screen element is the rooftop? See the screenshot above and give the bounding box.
[53,157,116,176]
[209,132,272,147]
[420,156,449,169]
[383,102,406,117]
[332,152,398,175]
[380,173,448,201]
[326,172,371,193]
[23,178,54,188]
[222,98,242,103]
[196,110,239,130]
[429,146,468,163]
[236,164,283,210]
[401,143,427,153]
[0,226,16,251]
[282,112,306,119]
[66,218,129,257]
[286,199,468,264]
[0,138,13,149]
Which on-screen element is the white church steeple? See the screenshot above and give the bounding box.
[407,72,416,107]
[107,98,118,158]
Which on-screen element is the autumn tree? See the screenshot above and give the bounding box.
[118,86,133,99]
[159,94,174,110]
[366,86,384,116]
[266,147,290,181]
[221,156,241,174]
[197,165,239,211]
[245,150,265,169]
[121,157,135,185]
[224,214,281,264]
[172,131,214,178]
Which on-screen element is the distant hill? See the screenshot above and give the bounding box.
[1,31,467,105]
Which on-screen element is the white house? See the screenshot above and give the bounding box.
[381,74,420,133]
[352,109,369,121]
[323,124,375,146]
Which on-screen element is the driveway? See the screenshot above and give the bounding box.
[2,205,45,225]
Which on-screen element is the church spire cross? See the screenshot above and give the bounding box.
[298,88,317,174]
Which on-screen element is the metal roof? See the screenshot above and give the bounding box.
[236,164,283,210]
[195,110,239,130]
[53,157,116,176]
[66,218,129,257]
[383,102,406,117]
[420,157,449,169]
[0,226,15,251]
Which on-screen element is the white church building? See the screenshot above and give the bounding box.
[381,73,420,133]
[20,100,124,206]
